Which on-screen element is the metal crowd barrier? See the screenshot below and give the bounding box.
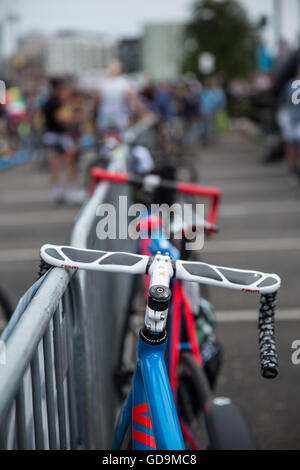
[0,116,158,450]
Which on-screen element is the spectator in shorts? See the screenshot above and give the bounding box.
[42,78,85,204]
[278,70,300,183]
[199,78,227,145]
[97,60,146,137]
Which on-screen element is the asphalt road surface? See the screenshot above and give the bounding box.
[199,132,300,450]
[0,132,299,449]
[0,161,79,327]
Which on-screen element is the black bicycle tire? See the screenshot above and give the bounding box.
[177,351,211,449]
[179,351,212,412]
[119,424,132,450]
[178,352,256,450]
[116,274,141,366]
[0,287,13,323]
[114,275,145,400]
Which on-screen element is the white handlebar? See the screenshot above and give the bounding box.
[41,244,149,275]
[40,244,281,295]
[175,260,280,294]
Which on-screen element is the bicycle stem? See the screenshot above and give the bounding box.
[145,252,174,334]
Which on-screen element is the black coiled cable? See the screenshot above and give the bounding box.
[258,292,278,379]
[37,257,52,280]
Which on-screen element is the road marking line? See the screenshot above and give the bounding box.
[1,189,51,203]
[1,236,300,263]
[0,177,49,192]
[1,199,299,227]
[216,309,300,322]
[203,237,300,253]
[0,249,39,262]
[0,177,290,202]
[220,183,289,194]
[221,200,300,217]
[203,168,284,180]
[0,210,78,226]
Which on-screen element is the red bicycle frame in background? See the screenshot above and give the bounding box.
[90,167,222,229]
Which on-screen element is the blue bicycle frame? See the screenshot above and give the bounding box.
[112,222,194,450]
[112,334,185,450]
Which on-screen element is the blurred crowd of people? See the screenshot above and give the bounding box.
[0,60,230,203]
[277,67,300,183]
[140,75,228,145]
[2,51,300,202]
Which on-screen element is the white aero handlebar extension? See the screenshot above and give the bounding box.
[41,244,149,275]
[41,244,281,295]
[40,244,281,379]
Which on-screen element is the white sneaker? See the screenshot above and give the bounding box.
[51,184,64,204]
[288,169,300,186]
[65,184,87,205]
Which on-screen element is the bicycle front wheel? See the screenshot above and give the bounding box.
[178,351,256,450]
[0,287,13,330]
[178,351,211,449]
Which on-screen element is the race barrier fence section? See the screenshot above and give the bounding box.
[0,117,158,449]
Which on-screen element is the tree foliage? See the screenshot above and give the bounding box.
[182,0,261,80]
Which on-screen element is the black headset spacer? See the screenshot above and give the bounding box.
[140,328,167,345]
[148,285,172,311]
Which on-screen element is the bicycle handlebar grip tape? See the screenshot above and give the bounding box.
[258,292,278,379]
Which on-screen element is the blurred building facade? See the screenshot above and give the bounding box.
[17,32,46,65]
[44,31,115,77]
[142,23,184,81]
[4,32,47,89]
[118,38,141,74]
[4,22,186,84]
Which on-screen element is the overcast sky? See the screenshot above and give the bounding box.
[1,0,300,51]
